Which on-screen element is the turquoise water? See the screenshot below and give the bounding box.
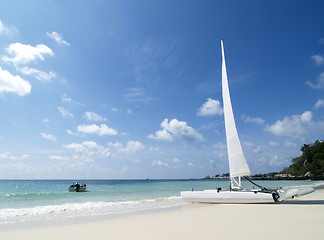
[0,179,321,224]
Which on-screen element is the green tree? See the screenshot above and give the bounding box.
[282,140,324,177]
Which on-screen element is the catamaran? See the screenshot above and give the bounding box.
[181,40,315,203]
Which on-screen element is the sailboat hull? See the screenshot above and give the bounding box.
[181,190,274,203]
[181,186,315,203]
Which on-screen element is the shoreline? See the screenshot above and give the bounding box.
[0,204,182,231]
[1,189,324,240]
[205,176,324,181]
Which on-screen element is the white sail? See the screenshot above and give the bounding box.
[221,40,251,182]
[181,40,316,203]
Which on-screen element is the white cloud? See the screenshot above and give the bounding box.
[2,42,54,65]
[1,42,55,84]
[187,162,194,167]
[306,72,324,89]
[46,31,70,46]
[149,146,160,152]
[265,112,311,137]
[61,94,83,105]
[0,20,6,34]
[0,66,31,96]
[269,155,284,167]
[148,118,204,142]
[253,146,262,153]
[152,160,169,167]
[265,111,324,138]
[19,66,56,82]
[173,158,181,163]
[0,162,34,176]
[284,141,297,148]
[162,118,204,142]
[41,132,57,141]
[63,142,84,151]
[107,142,123,149]
[301,111,313,122]
[0,20,17,35]
[314,99,324,109]
[148,129,173,142]
[49,155,69,161]
[58,106,74,117]
[108,141,145,154]
[0,20,8,34]
[63,141,112,162]
[84,112,107,121]
[124,87,144,98]
[268,141,279,147]
[0,152,29,160]
[197,98,223,116]
[82,141,99,149]
[123,87,157,102]
[311,55,324,66]
[43,118,50,127]
[77,124,117,136]
[122,141,145,153]
[241,115,265,124]
[61,94,73,103]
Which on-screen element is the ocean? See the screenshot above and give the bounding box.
[0,179,322,225]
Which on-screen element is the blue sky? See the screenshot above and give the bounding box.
[0,0,324,179]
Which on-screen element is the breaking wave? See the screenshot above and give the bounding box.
[0,196,182,224]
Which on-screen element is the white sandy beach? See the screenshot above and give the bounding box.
[1,189,324,240]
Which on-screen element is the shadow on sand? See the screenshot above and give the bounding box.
[275,199,324,205]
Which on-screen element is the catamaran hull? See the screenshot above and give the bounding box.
[181,190,274,203]
[276,187,315,199]
[181,187,315,204]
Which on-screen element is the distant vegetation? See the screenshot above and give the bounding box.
[281,140,324,178]
[205,140,324,180]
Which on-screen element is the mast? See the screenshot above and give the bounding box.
[221,40,251,189]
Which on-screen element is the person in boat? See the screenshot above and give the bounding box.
[76,183,80,192]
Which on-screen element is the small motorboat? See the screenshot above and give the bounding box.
[69,182,86,192]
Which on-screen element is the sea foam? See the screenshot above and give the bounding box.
[0,196,182,224]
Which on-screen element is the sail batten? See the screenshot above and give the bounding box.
[221,40,251,182]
